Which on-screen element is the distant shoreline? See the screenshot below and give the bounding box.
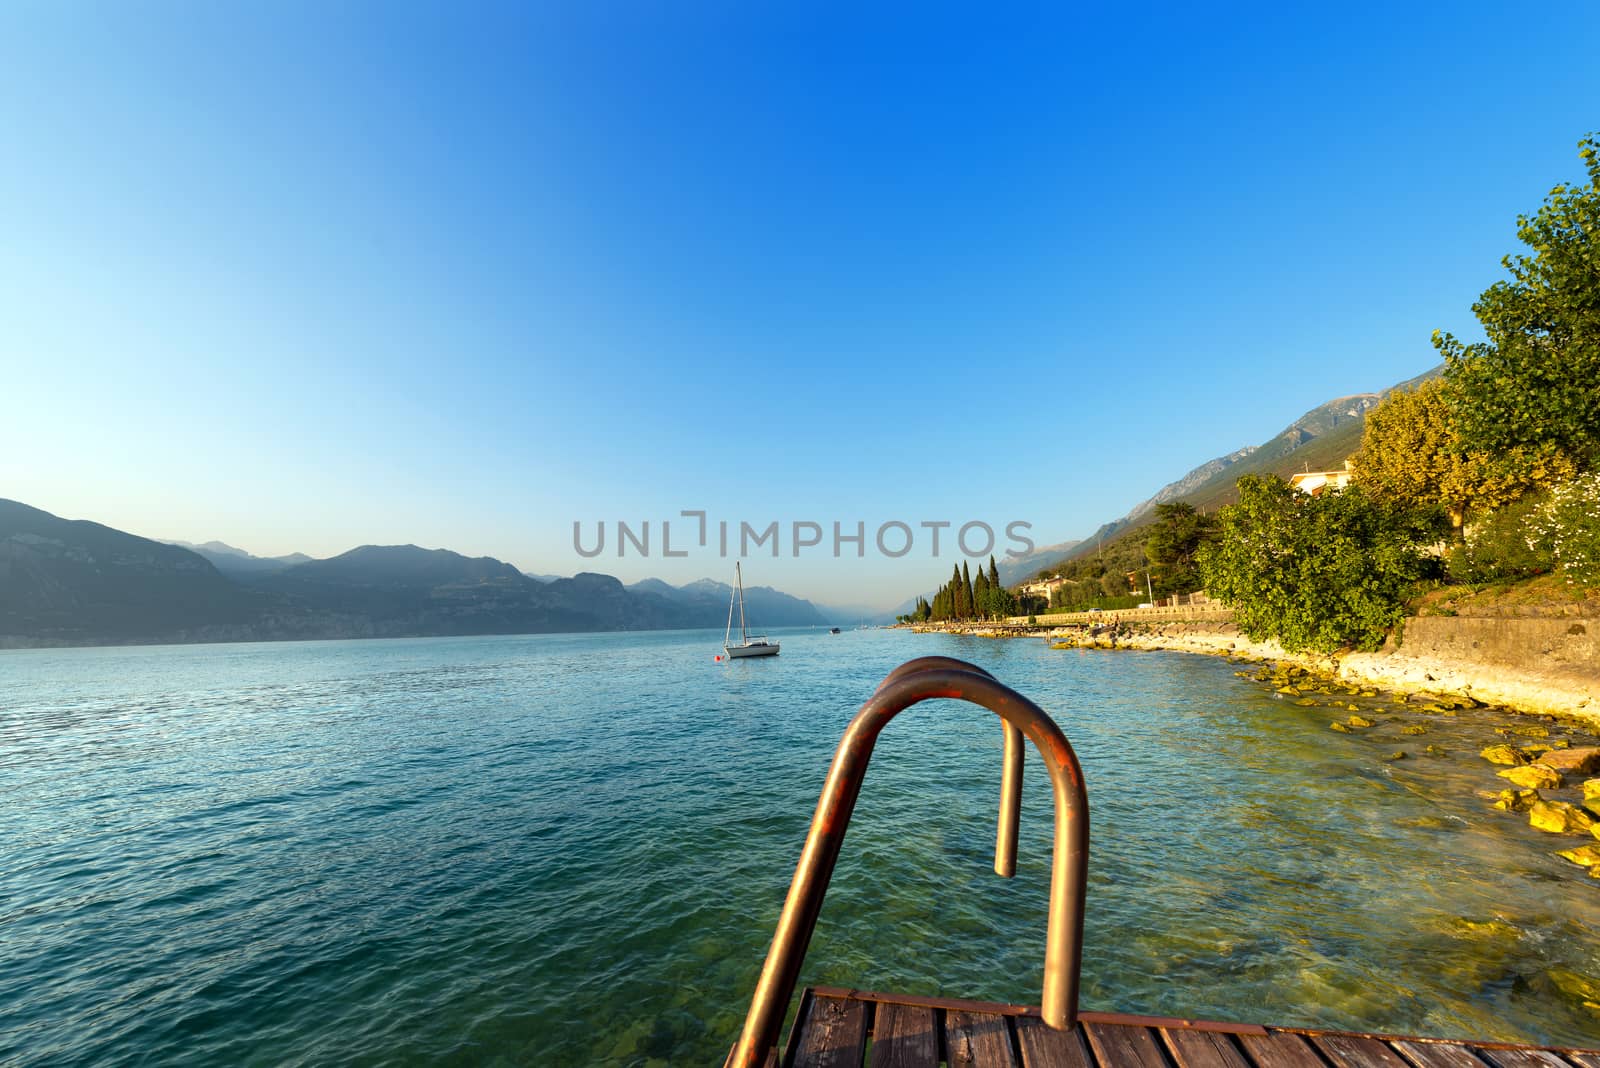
[0,622,841,654]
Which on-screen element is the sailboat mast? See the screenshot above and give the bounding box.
[737,561,749,640]
[725,572,737,646]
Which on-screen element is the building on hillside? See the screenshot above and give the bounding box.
[1289,459,1355,496]
[1018,576,1070,604]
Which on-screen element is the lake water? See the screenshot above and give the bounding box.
[4,628,1600,1066]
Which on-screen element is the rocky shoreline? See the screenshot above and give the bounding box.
[910,616,1599,725]
[911,614,1600,891]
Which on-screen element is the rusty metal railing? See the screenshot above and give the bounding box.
[725,656,1090,1068]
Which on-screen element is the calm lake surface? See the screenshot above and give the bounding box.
[5,628,1600,1066]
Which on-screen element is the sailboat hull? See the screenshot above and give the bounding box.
[724,641,780,658]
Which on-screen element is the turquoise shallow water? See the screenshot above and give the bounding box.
[4,628,1600,1066]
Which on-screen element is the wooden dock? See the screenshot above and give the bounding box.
[775,987,1600,1068]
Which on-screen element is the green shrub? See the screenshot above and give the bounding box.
[1198,476,1434,654]
[1445,494,1555,584]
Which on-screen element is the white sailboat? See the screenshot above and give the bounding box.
[723,562,779,658]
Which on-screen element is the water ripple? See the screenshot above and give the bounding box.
[3,631,1600,1066]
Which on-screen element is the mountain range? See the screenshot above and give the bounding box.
[1028,365,1442,576]
[0,500,827,648]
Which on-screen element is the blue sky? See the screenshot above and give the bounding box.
[4,2,1599,609]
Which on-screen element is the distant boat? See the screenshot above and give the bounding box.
[829,627,840,634]
[723,562,779,658]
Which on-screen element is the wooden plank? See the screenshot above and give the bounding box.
[790,994,871,1068]
[1390,1040,1489,1068]
[1088,1013,1266,1037]
[1015,1017,1095,1068]
[1163,1028,1252,1068]
[1236,1032,1328,1068]
[1478,1051,1572,1068]
[1314,1034,1414,1068]
[1083,1020,1170,1068]
[813,985,1035,1017]
[807,986,1264,1033]
[869,1001,938,1068]
[1564,1055,1600,1068]
[947,1009,1019,1068]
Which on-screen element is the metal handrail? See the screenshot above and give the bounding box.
[726,656,1090,1068]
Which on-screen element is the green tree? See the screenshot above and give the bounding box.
[962,561,975,619]
[1197,475,1431,653]
[972,567,991,619]
[1143,502,1219,597]
[1436,133,1600,468]
[1353,378,1575,539]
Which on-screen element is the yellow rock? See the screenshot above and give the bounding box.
[1498,765,1563,790]
[1513,724,1550,738]
[1348,715,1376,728]
[1479,744,1525,766]
[1402,725,1427,735]
[1329,721,1352,733]
[1529,800,1596,834]
[1558,844,1600,867]
[1583,779,1600,801]
[1492,788,1540,812]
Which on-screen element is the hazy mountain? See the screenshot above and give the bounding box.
[625,576,829,626]
[1016,365,1444,580]
[163,538,314,574]
[1,500,264,645]
[2,503,832,646]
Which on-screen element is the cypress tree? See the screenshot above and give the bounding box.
[962,561,974,619]
[989,555,1000,589]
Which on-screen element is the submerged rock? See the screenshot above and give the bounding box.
[1480,744,1525,767]
[1529,800,1597,834]
[1548,967,1600,1012]
[1491,788,1541,812]
[1348,715,1376,728]
[1498,765,1564,790]
[1329,721,1353,733]
[1384,751,1408,762]
[1401,724,1428,735]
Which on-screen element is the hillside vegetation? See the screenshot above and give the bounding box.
[906,133,1600,635]
[1196,134,1600,652]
